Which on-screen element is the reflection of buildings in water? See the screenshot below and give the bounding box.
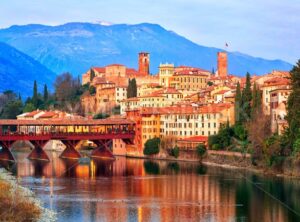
[8,154,294,222]
[135,171,236,221]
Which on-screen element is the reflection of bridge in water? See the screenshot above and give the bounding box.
[0,119,135,161]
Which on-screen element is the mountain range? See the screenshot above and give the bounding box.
[0,22,294,96]
[0,42,55,97]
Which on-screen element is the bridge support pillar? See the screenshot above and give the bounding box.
[0,141,15,162]
[60,140,81,159]
[91,139,115,160]
[28,140,50,161]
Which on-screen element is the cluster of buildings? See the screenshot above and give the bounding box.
[24,51,289,156]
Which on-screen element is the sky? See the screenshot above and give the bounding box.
[0,0,299,64]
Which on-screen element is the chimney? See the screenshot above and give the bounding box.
[138,52,150,75]
[217,52,228,77]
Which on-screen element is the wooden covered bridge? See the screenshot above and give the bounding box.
[0,118,135,161]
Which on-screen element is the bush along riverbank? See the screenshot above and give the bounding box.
[0,168,56,222]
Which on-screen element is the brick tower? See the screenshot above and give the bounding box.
[138,52,150,75]
[217,52,228,77]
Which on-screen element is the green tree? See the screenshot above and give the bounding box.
[234,124,248,141]
[251,83,262,118]
[235,82,242,123]
[43,84,48,102]
[196,144,207,160]
[292,137,300,156]
[89,85,96,95]
[0,100,23,119]
[90,69,96,82]
[207,81,214,86]
[23,103,35,113]
[132,78,137,97]
[143,138,160,155]
[171,145,179,158]
[93,113,110,119]
[32,80,38,108]
[241,72,252,122]
[127,78,137,98]
[286,60,300,146]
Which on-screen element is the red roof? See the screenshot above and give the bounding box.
[106,64,125,67]
[263,77,290,87]
[126,68,140,75]
[214,90,230,95]
[39,112,58,118]
[24,110,42,117]
[139,103,233,115]
[178,136,208,143]
[92,67,105,73]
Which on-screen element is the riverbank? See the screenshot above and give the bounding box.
[0,168,56,222]
[125,150,300,178]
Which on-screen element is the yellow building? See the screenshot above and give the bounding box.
[171,67,210,90]
[127,103,235,151]
[159,63,175,87]
[120,87,183,115]
[261,77,290,115]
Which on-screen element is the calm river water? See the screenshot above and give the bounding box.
[1,151,300,222]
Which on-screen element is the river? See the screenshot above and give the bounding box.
[1,151,300,222]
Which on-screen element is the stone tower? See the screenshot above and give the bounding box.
[138,52,150,75]
[217,52,228,77]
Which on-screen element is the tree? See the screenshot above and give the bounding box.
[132,78,137,97]
[196,144,207,160]
[0,91,17,113]
[207,81,213,86]
[171,145,179,158]
[143,138,160,155]
[93,113,110,119]
[32,80,38,108]
[248,112,272,164]
[127,79,132,98]
[54,72,82,110]
[89,85,96,95]
[23,103,35,113]
[90,69,96,82]
[251,83,261,118]
[234,124,247,141]
[127,78,137,98]
[286,60,300,147]
[235,82,242,123]
[43,84,48,102]
[241,72,252,122]
[0,100,23,119]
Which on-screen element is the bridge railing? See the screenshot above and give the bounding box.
[0,130,135,137]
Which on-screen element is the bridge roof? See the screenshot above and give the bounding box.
[0,118,135,126]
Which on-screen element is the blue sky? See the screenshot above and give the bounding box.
[1,0,299,64]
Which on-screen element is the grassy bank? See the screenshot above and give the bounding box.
[0,168,56,222]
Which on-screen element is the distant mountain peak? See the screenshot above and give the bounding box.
[0,22,293,77]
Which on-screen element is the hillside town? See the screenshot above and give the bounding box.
[18,51,287,157]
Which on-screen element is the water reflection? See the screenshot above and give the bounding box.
[0,151,299,222]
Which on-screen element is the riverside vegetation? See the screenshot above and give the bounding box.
[0,169,56,221]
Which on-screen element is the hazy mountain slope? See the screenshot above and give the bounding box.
[0,42,55,96]
[0,22,293,76]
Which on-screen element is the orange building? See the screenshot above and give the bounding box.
[138,52,150,75]
[217,51,228,77]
